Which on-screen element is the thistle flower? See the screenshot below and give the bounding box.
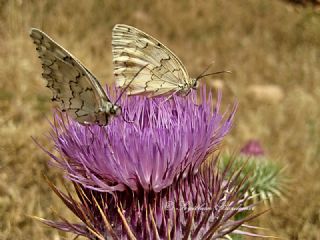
[240,140,265,157]
[48,87,234,193]
[222,140,287,205]
[38,87,267,239]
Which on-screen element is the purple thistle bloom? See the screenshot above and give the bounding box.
[48,86,235,193]
[240,140,265,157]
[38,86,268,239]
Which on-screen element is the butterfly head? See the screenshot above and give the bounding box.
[109,104,122,116]
[191,78,200,90]
[94,102,122,126]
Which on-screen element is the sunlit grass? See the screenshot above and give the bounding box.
[0,0,319,239]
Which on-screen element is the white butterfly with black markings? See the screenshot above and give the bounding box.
[30,28,129,126]
[112,24,228,98]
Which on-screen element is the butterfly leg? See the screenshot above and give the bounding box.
[122,114,134,124]
[183,89,192,97]
[159,89,180,105]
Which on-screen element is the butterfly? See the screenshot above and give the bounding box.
[30,28,137,126]
[112,24,228,98]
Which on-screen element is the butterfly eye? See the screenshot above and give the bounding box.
[115,106,122,116]
[110,106,121,116]
[193,80,199,89]
[110,108,116,115]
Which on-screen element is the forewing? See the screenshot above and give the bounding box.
[112,24,191,97]
[30,28,111,124]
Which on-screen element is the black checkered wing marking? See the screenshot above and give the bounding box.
[112,24,192,97]
[30,28,113,125]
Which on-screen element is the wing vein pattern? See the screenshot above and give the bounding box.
[112,24,192,97]
[30,28,114,125]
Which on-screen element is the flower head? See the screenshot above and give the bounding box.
[222,139,287,205]
[49,87,235,193]
[240,139,265,157]
[38,87,268,239]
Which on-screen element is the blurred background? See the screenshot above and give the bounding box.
[0,0,319,239]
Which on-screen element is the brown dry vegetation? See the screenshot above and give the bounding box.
[0,0,319,239]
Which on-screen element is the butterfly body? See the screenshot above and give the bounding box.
[179,78,200,96]
[30,28,121,126]
[83,99,121,126]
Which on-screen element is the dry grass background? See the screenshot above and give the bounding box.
[0,0,319,239]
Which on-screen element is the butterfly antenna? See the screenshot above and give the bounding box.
[195,61,232,81]
[197,70,232,80]
[114,64,149,105]
[195,61,215,80]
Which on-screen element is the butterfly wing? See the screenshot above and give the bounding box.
[112,24,191,97]
[30,28,113,125]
